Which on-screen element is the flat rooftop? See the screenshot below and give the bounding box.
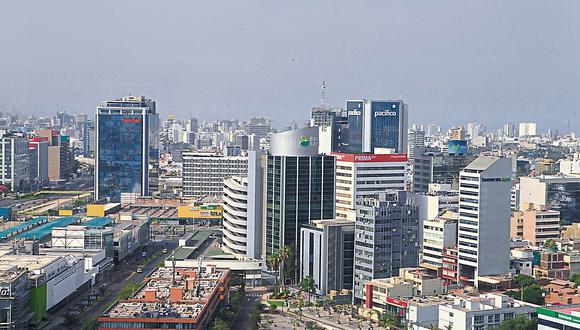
[102,267,228,321]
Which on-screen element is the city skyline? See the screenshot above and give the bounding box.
[1,1,579,132]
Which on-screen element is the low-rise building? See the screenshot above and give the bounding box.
[364,268,446,315]
[438,293,536,330]
[535,251,571,280]
[543,280,580,305]
[98,266,230,330]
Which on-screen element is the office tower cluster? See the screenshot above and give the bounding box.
[3,89,579,330]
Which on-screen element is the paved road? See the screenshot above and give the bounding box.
[233,288,267,330]
[44,242,174,329]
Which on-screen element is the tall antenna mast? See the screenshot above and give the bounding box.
[320,80,327,107]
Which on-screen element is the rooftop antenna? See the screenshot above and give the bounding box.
[320,80,326,107]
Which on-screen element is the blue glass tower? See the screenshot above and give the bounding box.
[95,96,159,202]
[332,99,408,154]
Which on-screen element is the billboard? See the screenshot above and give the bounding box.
[448,140,468,154]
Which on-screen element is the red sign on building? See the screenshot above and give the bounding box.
[333,153,408,162]
[122,118,142,124]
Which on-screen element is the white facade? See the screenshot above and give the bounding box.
[0,134,29,192]
[421,216,458,270]
[438,294,535,330]
[560,153,580,176]
[518,122,537,137]
[222,176,249,259]
[334,153,408,220]
[457,157,512,285]
[182,152,248,197]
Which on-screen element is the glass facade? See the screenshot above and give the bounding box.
[332,100,407,154]
[370,101,401,151]
[265,155,335,282]
[334,101,364,153]
[97,112,148,202]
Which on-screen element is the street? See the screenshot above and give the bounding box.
[44,241,175,329]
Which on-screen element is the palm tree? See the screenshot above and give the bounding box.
[279,245,292,287]
[299,276,317,302]
[267,252,281,286]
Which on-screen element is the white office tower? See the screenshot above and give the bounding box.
[222,176,250,259]
[457,156,512,287]
[221,151,263,260]
[334,153,408,220]
[518,122,537,137]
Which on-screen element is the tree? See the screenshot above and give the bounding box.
[570,273,580,286]
[299,276,317,302]
[493,315,537,330]
[514,274,536,289]
[62,312,79,330]
[267,252,281,285]
[211,319,230,330]
[279,245,292,287]
[505,284,546,305]
[544,239,558,251]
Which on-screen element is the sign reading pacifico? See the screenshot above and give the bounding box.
[374,110,397,117]
[347,110,361,116]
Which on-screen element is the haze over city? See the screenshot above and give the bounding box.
[1,0,579,131]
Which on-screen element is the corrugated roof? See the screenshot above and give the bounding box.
[15,217,79,240]
[0,217,47,239]
[83,217,113,228]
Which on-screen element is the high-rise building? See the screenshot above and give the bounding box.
[188,117,198,133]
[35,129,74,181]
[449,126,466,140]
[299,219,355,296]
[310,107,341,128]
[457,157,512,286]
[95,96,158,202]
[332,99,408,154]
[353,192,419,303]
[407,129,425,160]
[0,132,29,192]
[333,153,408,220]
[222,151,263,259]
[264,128,335,283]
[223,176,251,259]
[518,122,537,137]
[28,137,49,185]
[182,153,248,197]
[503,122,516,138]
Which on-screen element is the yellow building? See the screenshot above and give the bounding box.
[87,203,121,217]
[177,204,223,219]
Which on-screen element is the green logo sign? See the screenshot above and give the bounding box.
[300,136,310,147]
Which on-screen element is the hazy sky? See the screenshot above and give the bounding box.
[1,1,579,132]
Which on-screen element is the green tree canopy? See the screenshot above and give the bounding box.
[492,315,537,330]
[514,274,536,288]
[570,273,580,286]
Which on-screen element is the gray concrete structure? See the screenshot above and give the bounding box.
[353,191,419,303]
[299,219,355,296]
[457,156,512,286]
